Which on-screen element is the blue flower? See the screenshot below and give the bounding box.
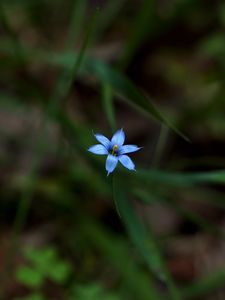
[88,129,141,175]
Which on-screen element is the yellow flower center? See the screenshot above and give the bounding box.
[112,144,118,156]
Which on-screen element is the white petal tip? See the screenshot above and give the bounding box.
[129,167,136,171]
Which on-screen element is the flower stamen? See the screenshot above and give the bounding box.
[112,144,118,156]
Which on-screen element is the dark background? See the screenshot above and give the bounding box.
[1,0,225,299]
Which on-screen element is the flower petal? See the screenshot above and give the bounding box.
[119,155,135,170]
[119,144,141,155]
[111,129,125,146]
[94,133,110,149]
[88,144,108,155]
[105,154,118,175]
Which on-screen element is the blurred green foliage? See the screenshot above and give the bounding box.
[0,0,225,299]
[70,282,121,300]
[16,246,71,288]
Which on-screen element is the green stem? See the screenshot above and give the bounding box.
[112,174,121,218]
[151,124,168,168]
[102,83,117,133]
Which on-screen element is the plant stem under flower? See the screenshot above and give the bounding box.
[112,174,121,218]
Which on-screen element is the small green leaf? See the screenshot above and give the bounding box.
[24,246,57,272]
[47,261,71,283]
[16,266,44,288]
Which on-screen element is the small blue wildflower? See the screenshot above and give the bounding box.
[88,129,141,176]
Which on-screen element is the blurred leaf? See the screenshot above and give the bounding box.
[83,56,189,141]
[182,269,225,300]
[218,3,225,27]
[24,246,57,270]
[48,50,188,140]
[101,83,116,132]
[65,0,88,50]
[114,177,181,300]
[0,6,99,297]
[0,39,188,140]
[84,220,162,300]
[137,169,225,187]
[49,10,99,115]
[16,266,44,289]
[23,246,71,284]
[47,261,71,284]
[134,189,225,238]
[117,194,163,277]
[95,0,126,39]
[119,0,156,69]
[71,282,121,300]
[39,49,186,139]
[199,33,225,59]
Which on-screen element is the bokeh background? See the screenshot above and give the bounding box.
[1,0,225,299]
